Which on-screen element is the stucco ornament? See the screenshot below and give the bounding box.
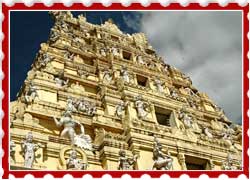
[115,101,128,118]
[74,124,93,151]
[54,111,92,150]
[110,47,120,57]
[118,149,138,170]
[53,111,78,145]
[75,99,96,116]
[25,81,39,103]
[21,132,43,168]
[178,107,193,129]
[222,153,237,170]
[204,127,213,138]
[134,95,150,120]
[102,68,113,84]
[136,55,146,65]
[10,139,16,163]
[55,71,69,88]
[152,137,173,170]
[65,97,77,113]
[154,78,164,93]
[120,66,130,83]
[66,149,88,170]
[38,53,53,69]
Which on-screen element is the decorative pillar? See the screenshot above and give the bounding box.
[177,153,187,170]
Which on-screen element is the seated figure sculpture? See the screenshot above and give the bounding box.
[66,149,87,170]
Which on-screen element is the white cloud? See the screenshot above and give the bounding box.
[139,11,242,124]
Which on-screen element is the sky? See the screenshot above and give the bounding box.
[10,11,242,124]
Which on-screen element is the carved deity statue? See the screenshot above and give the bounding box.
[222,153,237,170]
[38,53,53,69]
[154,78,164,93]
[100,48,107,56]
[49,31,59,42]
[204,127,213,138]
[21,132,42,168]
[118,150,138,170]
[102,68,113,84]
[64,51,74,61]
[66,149,87,170]
[178,108,193,129]
[134,95,149,120]
[75,99,96,116]
[25,82,39,103]
[110,47,120,57]
[55,71,69,88]
[53,111,78,144]
[152,137,173,170]
[169,88,179,100]
[54,110,93,150]
[163,64,170,75]
[77,67,89,79]
[65,97,77,114]
[10,139,16,163]
[115,101,127,118]
[136,55,145,65]
[120,66,130,83]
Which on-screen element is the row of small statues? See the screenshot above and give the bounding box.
[24,82,96,116]
[35,51,203,108]
[10,134,173,170]
[10,129,240,170]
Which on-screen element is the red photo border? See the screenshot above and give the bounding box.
[2,3,249,179]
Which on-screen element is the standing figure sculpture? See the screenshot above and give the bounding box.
[21,132,42,168]
[136,55,145,65]
[120,66,130,83]
[178,108,193,129]
[222,153,237,170]
[54,111,93,150]
[134,95,149,120]
[118,150,138,170]
[10,138,16,163]
[102,68,113,84]
[66,149,87,170]
[115,101,127,119]
[53,111,78,145]
[111,47,120,57]
[55,71,69,88]
[154,78,164,93]
[152,137,173,170]
[41,53,53,67]
[65,97,77,114]
[25,82,39,103]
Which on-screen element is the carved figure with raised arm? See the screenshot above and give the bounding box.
[53,111,77,144]
[152,137,173,170]
[21,132,42,168]
[118,149,138,170]
[25,81,39,103]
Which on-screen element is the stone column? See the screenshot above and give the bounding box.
[177,153,187,170]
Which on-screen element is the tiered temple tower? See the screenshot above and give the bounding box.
[10,11,242,170]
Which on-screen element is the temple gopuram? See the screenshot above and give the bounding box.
[9,11,242,171]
